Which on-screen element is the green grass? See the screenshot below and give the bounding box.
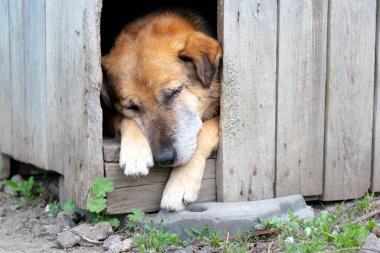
[5,176,44,203]
[46,201,61,216]
[132,221,188,253]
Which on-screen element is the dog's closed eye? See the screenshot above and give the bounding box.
[163,85,186,104]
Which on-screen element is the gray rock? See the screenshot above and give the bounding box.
[362,233,380,253]
[103,235,122,250]
[56,211,76,228]
[6,204,19,212]
[0,207,5,217]
[72,222,113,241]
[373,227,380,238]
[166,245,194,253]
[154,194,314,239]
[197,245,213,253]
[43,224,63,235]
[109,238,132,252]
[57,230,81,248]
[4,174,24,195]
[32,224,45,234]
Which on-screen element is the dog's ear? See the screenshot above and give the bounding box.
[179,32,222,88]
[101,55,115,109]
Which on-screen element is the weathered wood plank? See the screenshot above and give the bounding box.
[323,0,376,200]
[372,1,380,193]
[9,0,27,162]
[217,0,277,201]
[103,138,121,162]
[46,0,104,208]
[0,0,12,155]
[105,159,216,188]
[24,0,47,169]
[107,179,216,214]
[276,0,327,197]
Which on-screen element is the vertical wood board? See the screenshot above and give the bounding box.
[372,0,380,192]
[9,0,27,162]
[46,0,103,208]
[276,0,327,197]
[323,0,376,200]
[24,0,47,169]
[217,0,277,201]
[0,0,12,155]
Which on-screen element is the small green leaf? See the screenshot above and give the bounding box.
[5,180,20,189]
[64,199,76,213]
[87,198,107,213]
[127,208,145,222]
[109,218,120,228]
[91,178,114,198]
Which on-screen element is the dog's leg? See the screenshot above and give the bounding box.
[160,116,219,211]
[119,118,154,176]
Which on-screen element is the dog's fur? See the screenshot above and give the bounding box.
[101,10,221,211]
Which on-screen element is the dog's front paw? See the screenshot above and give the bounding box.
[119,138,154,177]
[160,168,202,212]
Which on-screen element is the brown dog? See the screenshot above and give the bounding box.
[101,10,221,211]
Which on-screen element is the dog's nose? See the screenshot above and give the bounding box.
[154,148,177,167]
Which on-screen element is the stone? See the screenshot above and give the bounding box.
[109,238,132,252]
[4,174,24,195]
[154,194,314,239]
[32,224,45,234]
[57,230,81,248]
[56,211,76,228]
[103,235,122,250]
[362,233,380,253]
[165,246,194,253]
[0,207,5,217]
[6,204,19,212]
[373,227,380,238]
[72,222,113,241]
[43,224,63,235]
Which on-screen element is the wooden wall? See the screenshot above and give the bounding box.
[217,0,380,202]
[0,0,104,208]
[1,0,380,214]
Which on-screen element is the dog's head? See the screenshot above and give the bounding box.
[102,12,221,167]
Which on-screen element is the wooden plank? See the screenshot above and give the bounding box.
[372,0,380,193]
[276,0,327,197]
[107,179,216,214]
[323,0,376,200]
[0,0,12,155]
[216,0,277,201]
[24,0,47,169]
[103,138,120,162]
[105,159,216,188]
[46,0,104,208]
[9,0,27,162]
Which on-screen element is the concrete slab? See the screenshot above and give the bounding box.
[154,194,314,239]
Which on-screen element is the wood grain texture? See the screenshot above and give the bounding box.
[24,0,47,169]
[105,159,216,188]
[0,0,12,155]
[217,0,277,201]
[372,1,380,193]
[107,179,216,214]
[323,0,376,200]
[9,0,27,162]
[276,0,327,197]
[46,0,104,208]
[106,159,216,213]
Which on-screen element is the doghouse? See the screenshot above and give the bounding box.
[0,0,379,214]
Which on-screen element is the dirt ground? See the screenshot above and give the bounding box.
[0,184,103,253]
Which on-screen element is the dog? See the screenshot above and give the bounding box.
[101,10,222,211]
